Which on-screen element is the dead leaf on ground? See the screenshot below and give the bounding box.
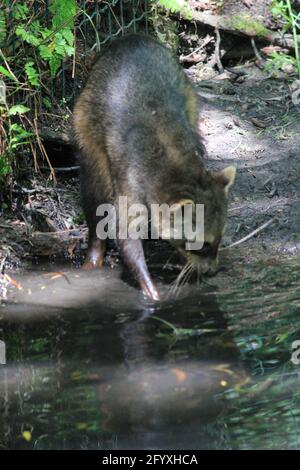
[261,45,288,56]
[3,274,23,290]
[251,117,267,129]
[43,272,71,284]
[67,241,78,259]
[171,368,187,384]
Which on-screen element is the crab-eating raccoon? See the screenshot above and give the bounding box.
[73,34,236,300]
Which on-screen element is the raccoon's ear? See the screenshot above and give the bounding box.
[172,199,194,210]
[215,166,236,194]
[175,199,195,208]
[169,199,194,221]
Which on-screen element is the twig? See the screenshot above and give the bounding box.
[251,38,264,67]
[40,165,80,172]
[0,49,19,83]
[241,0,252,8]
[221,218,276,250]
[286,0,300,78]
[179,36,213,63]
[0,256,6,275]
[72,29,76,79]
[215,28,224,73]
[0,224,16,229]
[33,117,56,183]
[32,228,87,235]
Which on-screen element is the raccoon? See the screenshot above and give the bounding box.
[73,34,236,300]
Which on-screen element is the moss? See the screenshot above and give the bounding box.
[151,12,179,52]
[224,13,271,38]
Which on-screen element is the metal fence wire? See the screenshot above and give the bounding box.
[79,0,149,50]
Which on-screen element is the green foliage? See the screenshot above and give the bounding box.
[15,0,76,79]
[270,0,300,78]
[8,105,30,116]
[0,65,16,82]
[224,13,270,37]
[0,9,6,42]
[25,60,40,88]
[157,0,192,19]
[0,0,77,185]
[265,50,297,74]
[9,123,32,149]
[11,3,30,21]
[0,88,32,182]
[50,0,77,30]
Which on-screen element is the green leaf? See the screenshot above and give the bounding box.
[0,65,17,82]
[12,4,29,20]
[157,0,192,19]
[0,9,6,42]
[15,25,40,47]
[0,156,11,177]
[42,97,52,109]
[61,28,74,46]
[8,105,30,116]
[50,0,77,30]
[41,28,52,40]
[38,45,53,60]
[10,123,32,148]
[49,55,61,78]
[64,45,74,56]
[25,60,40,87]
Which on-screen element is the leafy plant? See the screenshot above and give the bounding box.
[265,50,297,75]
[270,0,300,77]
[24,60,40,88]
[0,9,6,42]
[157,0,192,19]
[0,0,77,186]
[0,83,32,182]
[14,0,76,79]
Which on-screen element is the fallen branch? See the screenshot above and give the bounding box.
[179,35,213,64]
[40,165,80,173]
[221,218,276,250]
[39,127,71,145]
[251,38,264,67]
[215,28,224,73]
[190,10,300,52]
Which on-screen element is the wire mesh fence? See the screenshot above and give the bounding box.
[78,0,149,51]
[68,0,149,101]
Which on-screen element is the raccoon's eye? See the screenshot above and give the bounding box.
[193,242,219,257]
[198,242,214,256]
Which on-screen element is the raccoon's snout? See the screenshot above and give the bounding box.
[186,250,219,277]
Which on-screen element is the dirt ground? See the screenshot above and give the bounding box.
[0,62,300,300]
[195,65,300,253]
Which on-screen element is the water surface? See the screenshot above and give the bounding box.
[0,248,299,449]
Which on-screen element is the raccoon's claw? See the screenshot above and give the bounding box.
[83,258,104,270]
[140,280,160,301]
[83,239,106,269]
[117,238,160,301]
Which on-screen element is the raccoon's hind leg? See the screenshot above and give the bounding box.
[80,162,107,270]
[118,238,160,301]
[83,238,106,270]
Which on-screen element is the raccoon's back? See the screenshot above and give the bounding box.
[73,34,197,144]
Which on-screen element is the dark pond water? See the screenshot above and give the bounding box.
[0,247,299,449]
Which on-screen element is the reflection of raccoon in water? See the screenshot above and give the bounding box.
[73,34,236,300]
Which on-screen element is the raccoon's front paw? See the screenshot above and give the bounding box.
[83,251,105,270]
[140,279,160,301]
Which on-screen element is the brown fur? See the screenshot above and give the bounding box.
[73,34,236,300]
